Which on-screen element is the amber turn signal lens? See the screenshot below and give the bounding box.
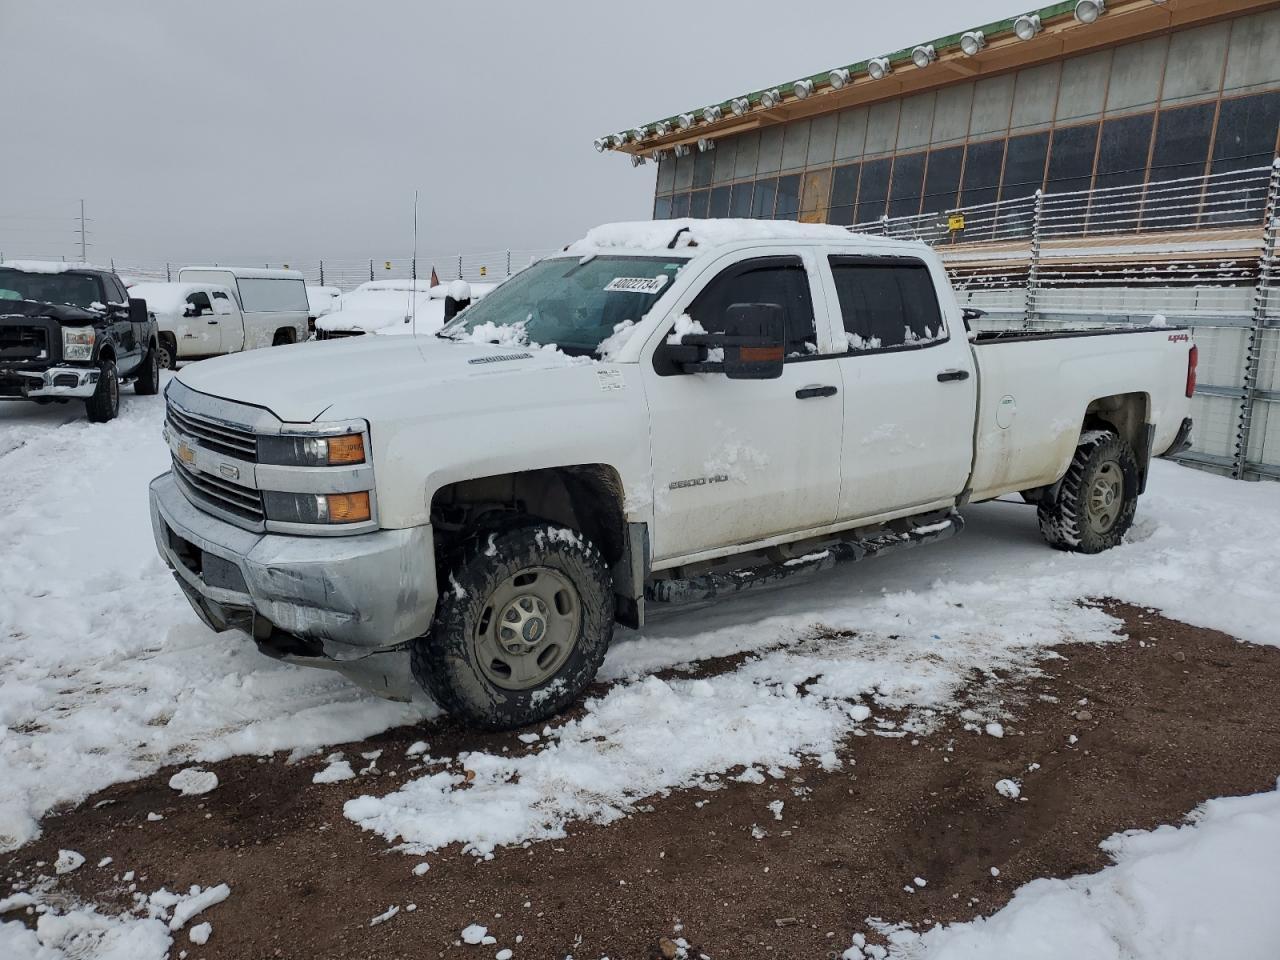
[326,491,371,523]
[327,434,366,465]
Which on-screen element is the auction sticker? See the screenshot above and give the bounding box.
[605,276,668,294]
[596,367,625,392]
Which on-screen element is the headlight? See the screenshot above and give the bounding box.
[263,490,371,525]
[258,432,365,466]
[62,327,96,361]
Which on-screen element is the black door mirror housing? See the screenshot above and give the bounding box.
[677,302,786,380]
[128,298,148,324]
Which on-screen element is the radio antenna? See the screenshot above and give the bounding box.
[410,189,420,335]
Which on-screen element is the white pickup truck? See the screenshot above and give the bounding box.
[149,220,1196,729]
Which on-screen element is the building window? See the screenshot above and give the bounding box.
[921,146,963,216]
[1096,113,1155,191]
[1150,102,1215,182]
[888,152,927,219]
[829,163,861,225]
[708,185,731,218]
[1212,91,1280,171]
[829,258,946,352]
[961,138,1006,210]
[654,195,673,220]
[1046,123,1099,195]
[775,175,801,220]
[670,192,691,219]
[689,188,710,218]
[729,180,754,218]
[752,177,779,218]
[1001,132,1049,201]
[856,158,892,225]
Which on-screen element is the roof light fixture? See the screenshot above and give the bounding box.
[631,155,647,167]
[829,67,851,89]
[673,143,691,158]
[1014,13,1042,39]
[609,134,627,148]
[911,44,937,68]
[697,138,716,153]
[1074,0,1106,22]
[703,104,723,122]
[960,30,986,56]
[793,78,815,99]
[677,112,696,130]
[867,57,892,80]
[632,127,648,142]
[655,120,672,137]
[760,87,782,109]
[730,96,751,116]
[593,138,608,153]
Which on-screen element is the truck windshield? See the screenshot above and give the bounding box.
[0,269,103,309]
[440,256,685,356]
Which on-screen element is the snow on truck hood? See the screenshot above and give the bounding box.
[173,335,594,423]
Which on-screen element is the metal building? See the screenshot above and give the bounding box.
[597,0,1280,481]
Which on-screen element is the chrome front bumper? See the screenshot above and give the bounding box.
[150,471,437,700]
[15,364,100,398]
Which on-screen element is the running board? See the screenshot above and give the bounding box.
[647,511,964,606]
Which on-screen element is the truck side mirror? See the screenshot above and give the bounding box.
[678,303,785,380]
[128,298,148,324]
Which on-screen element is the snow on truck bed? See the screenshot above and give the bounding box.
[3,376,1280,957]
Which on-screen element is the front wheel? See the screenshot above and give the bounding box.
[84,358,119,423]
[1037,430,1138,553]
[411,523,614,730]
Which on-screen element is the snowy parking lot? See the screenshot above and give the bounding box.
[2,380,1280,959]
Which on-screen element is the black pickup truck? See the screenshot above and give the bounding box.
[0,263,160,422]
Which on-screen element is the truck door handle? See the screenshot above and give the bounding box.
[796,385,838,399]
[207,319,219,324]
[937,369,970,382]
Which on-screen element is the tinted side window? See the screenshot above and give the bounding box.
[688,259,818,358]
[187,292,213,312]
[829,259,945,352]
[106,277,128,303]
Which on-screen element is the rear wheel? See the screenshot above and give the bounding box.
[411,523,614,730]
[135,344,160,395]
[1037,431,1138,553]
[272,329,295,346]
[157,333,178,370]
[84,358,119,423]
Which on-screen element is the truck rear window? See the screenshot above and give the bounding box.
[237,278,308,313]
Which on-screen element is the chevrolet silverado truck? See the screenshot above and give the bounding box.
[0,261,160,421]
[149,221,1196,729]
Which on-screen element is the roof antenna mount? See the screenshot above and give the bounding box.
[667,226,698,250]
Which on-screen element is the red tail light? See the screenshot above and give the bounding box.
[1186,344,1198,398]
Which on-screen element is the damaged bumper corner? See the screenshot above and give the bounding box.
[2,364,100,399]
[149,471,437,701]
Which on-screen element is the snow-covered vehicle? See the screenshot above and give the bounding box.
[315,279,495,339]
[176,267,308,349]
[149,220,1196,729]
[305,285,342,335]
[128,282,245,369]
[0,261,160,422]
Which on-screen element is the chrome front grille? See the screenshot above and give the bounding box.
[166,403,258,462]
[171,455,265,526]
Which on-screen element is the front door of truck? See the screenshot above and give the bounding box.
[644,254,844,562]
[210,290,244,353]
[824,255,976,521]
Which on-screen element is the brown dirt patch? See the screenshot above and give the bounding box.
[5,601,1280,959]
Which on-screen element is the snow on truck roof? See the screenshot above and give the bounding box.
[180,266,305,280]
[0,259,113,275]
[565,219,928,257]
[127,282,234,315]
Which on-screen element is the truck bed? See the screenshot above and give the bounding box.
[972,325,1187,344]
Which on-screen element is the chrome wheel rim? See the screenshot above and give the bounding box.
[1087,461,1124,534]
[473,567,580,690]
[159,345,173,369]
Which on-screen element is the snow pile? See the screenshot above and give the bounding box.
[0,260,107,275]
[305,285,342,317]
[126,283,228,318]
[872,780,1280,959]
[53,850,84,875]
[313,758,356,784]
[0,903,171,960]
[316,280,498,336]
[167,768,218,796]
[568,219,877,255]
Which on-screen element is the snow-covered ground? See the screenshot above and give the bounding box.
[2,380,1280,958]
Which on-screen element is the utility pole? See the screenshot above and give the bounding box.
[77,199,88,262]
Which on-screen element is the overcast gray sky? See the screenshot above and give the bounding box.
[0,0,1019,266]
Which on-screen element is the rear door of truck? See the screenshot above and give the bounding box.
[821,253,978,521]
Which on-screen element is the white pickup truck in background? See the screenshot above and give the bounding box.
[177,267,309,349]
[149,220,1196,730]
[128,282,246,368]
